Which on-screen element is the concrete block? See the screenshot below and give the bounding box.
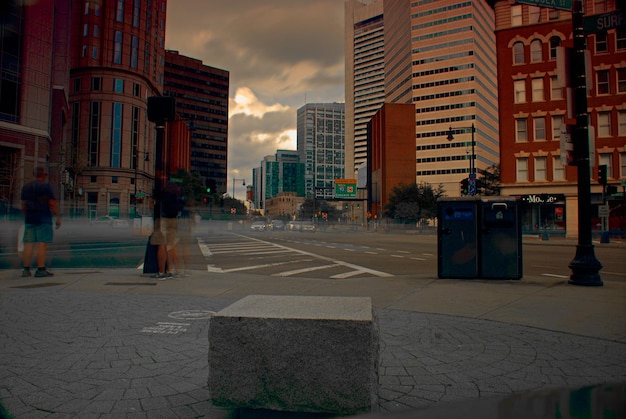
[207,295,379,415]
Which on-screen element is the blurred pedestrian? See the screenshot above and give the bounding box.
[150,181,184,279]
[177,197,197,277]
[20,167,61,277]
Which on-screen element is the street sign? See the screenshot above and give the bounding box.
[334,179,357,199]
[598,204,609,218]
[516,0,572,11]
[584,11,626,34]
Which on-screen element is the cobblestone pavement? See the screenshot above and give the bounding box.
[1,286,625,418]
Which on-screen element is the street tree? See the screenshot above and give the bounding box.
[384,182,445,224]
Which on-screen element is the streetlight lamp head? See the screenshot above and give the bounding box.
[447,127,454,141]
[242,180,246,186]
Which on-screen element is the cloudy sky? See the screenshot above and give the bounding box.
[165,0,347,198]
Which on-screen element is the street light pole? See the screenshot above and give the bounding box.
[447,123,477,194]
[232,177,245,201]
[568,0,602,286]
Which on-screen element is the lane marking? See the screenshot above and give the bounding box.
[411,257,427,261]
[274,264,341,277]
[541,273,569,279]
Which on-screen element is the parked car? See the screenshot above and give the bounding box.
[269,220,285,231]
[89,216,130,229]
[287,221,302,231]
[250,221,266,231]
[300,221,316,232]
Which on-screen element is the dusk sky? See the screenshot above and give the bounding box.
[165,0,347,198]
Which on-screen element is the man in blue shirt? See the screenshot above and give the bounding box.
[20,167,61,277]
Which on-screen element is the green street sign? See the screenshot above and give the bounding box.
[169,177,183,183]
[516,0,571,11]
[584,11,625,34]
[334,179,357,199]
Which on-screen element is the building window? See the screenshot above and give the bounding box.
[513,42,524,64]
[535,156,547,181]
[517,157,529,181]
[92,46,97,59]
[73,78,81,92]
[549,36,560,60]
[113,31,122,64]
[514,79,526,103]
[82,45,87,57]
[620,152,626,177]
[94,3,100,16]
[112,176,118,184]
[550,76,563,99]
[93,24,99,38]
[511,5,522,26]
[113,79,124,93]
[598,112,611,137]
[516,118,528,142]
[91,76,101,91]
[534,117,546,141]
[596,32,608,53]
[617,28,626,50]
[549,9,559,20]
[133,82,140,97]
[530,39,542,62]
[89,102,101,166]
[532,78,544,102]
[553,157,565,180]
[552,115,564,141]
[116,0,124,23]
[133,0,140,27]
[619,111,626,135]
[84,2,89,15]
[617,68,626,93]
[83,24,88,37]
[529,6,541,24]
[111,103,123,168]
[131,36,138,68]
[597,70,610,94]
[593,0,607,13]
[599,153,612,178]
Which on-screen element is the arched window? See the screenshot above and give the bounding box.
[549,36,561,60]
[531,40,542,62]
[513,42,524,64]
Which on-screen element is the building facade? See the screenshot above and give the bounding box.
[345,0,500,198]
[296,103,345,199]
[0,0,72,216]
[163,50,229,195]
[344,0,385,178]
[494,0,626,237]
[252,150,305,215]
[67,0,171,218]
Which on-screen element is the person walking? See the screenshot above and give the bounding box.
[150,181,184,279]
[20,167,61,277]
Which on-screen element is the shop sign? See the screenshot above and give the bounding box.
[521,194,564,204]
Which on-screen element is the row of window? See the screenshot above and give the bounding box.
[73,77,143,97]
[516,152,626,182]
[516,110,626,142]
[513,68,626,105]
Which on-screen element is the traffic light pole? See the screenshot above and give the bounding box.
[568,0,602,286]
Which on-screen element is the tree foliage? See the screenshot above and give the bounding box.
[384,182,445,222]
[478,164,501,196]
[171,168,205,203]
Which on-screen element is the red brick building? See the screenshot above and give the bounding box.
[367,103,416,218]
[0,0,72,216]
[494,0,626,238]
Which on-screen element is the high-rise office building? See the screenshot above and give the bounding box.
[345,0,385,178]
[296,103,346,199]
[345,0,499,196]
[252,150,305,214]
[164,50,229,195]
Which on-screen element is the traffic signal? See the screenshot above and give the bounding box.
[460,178,469,195]
[345,204,349,209]
[598,165,607,185]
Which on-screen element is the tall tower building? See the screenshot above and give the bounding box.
[296,103,346,199]
[68,0,168,218]
[345,0,499,197]
[252,151,305,214]
[345,0,385,178]
[164,50,229,195]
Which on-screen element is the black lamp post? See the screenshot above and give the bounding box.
[447,123,476,195]
[567,0,603,286]
[232,177,245,203]
[133,151,149,217]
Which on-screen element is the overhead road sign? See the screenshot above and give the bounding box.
[334,179,357,199]
[516,0,572,11]
[584,11,626,34]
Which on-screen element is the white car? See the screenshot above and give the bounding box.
[250,221,266,231]
[89,216,129,228]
